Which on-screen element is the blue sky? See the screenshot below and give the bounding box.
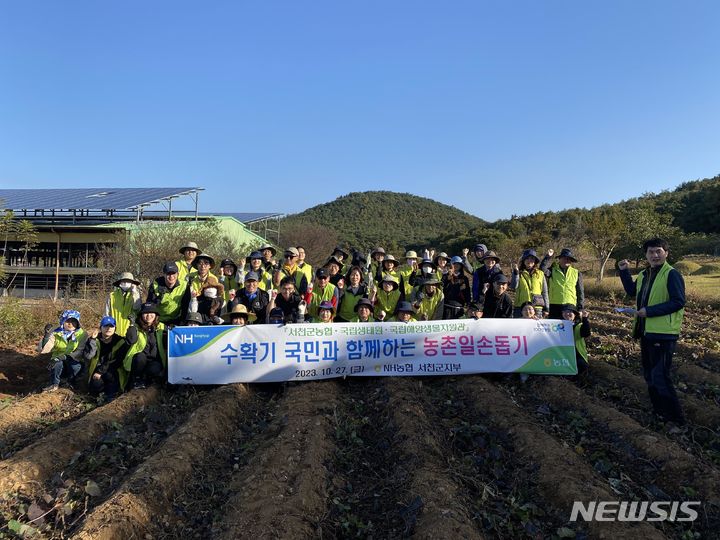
[1,1,718,221]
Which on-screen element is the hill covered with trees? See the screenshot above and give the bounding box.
[279,175,720,274]
[279,191,486,254]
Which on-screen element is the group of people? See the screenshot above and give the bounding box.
[36,237,687,428]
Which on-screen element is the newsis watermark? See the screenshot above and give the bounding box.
[570,501,701,522]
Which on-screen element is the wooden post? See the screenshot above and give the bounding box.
[54,231,60,302]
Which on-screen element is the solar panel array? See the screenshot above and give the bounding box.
[0,188,201,211]
[222,212,284,223]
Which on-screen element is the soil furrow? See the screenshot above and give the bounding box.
[385,377,482,539]
[456,376,666,540]
[589,360,720,431]
[0,389,93,457]
[321,378,410,538]
[0,387,159,496]
[214,381,340,540]
[73,384,252,540]
[532,377,720,510]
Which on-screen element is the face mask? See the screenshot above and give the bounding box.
[204,288,218,299]
[119,282,132,292]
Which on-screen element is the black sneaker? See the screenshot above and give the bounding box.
[133,380,147,390]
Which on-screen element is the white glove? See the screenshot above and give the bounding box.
[298,301,307,316]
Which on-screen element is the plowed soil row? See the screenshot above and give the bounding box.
[73,384,254,539]
[455,376,665,540]
[509,377,719,538]
[0,389,95,458]
[0,388,159,497]
[384,378,482,539]
[321,378,412,538]
[421,376,585,538]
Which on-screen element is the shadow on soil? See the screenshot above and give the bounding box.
[0,347,48,397]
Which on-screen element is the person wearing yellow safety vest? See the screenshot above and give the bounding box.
[397,250,419,297]
[560,304,591,375]
[296,246,313,288]
[83,316,131,401]
[540,248,585,319]
[432,252,450,283]
[336,266,369,322]
[372,274,403,321]
[304,268,339,319]
[146,262,190,325]
[124,302,167,390]
[219,258,241,304]
[618,238,686,427]
[37,309,88,392]
[461,243,488,274]
[104,272,142,337]
[376,255,401,285]
[175,241,200,282]
[246,251,274,292]
[510,249,549,319]
[411,276,445,321]
[273,247,309,294]
[188,253,219,296]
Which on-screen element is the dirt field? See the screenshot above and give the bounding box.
[1,296,719,539]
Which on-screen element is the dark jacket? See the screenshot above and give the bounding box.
[479,291,513,319]
[231,288,270,323]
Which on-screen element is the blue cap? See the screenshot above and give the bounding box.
[100,316,116,327]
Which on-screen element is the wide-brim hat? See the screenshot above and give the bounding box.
[380,274,399,290]
[354,298,374,312]
[324,256,343,268]
[222,303,257,322]
[259,243,277,256]
[481,251,501,263]
[113,272,141,287]
[318,300,336,314]
[561,303,581,318]
[396,301,415,313]
[520,249,539,264]
[192,253,215,269]
[332,246,349,259]
[421,276,441,286]
[371,247,386,257]
[445,300,464,311]
[559,248,578,262]
[220,258,238,273]
[179,241,200,255]
[433,252,450,265]
[184,312,204,324]
[405,250,418,259]
[382,255,398,267]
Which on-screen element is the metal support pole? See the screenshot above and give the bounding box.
[54,231,60,302]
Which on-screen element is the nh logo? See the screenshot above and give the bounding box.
[174,334,194,344]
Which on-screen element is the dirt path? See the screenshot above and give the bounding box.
[214,381,340,540]
[385,378,482,539]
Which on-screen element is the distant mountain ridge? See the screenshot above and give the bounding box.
[280,191,486,250]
